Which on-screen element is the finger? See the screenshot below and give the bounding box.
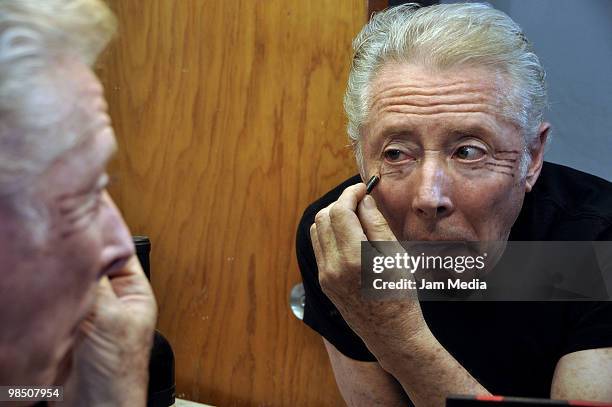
[77,277,121,335]
[105,256,158,327]
[97,276,119,302]
[329,184,368,245]
[334,183,366,212]
[89,277,121,317]
[357,195,396,241]
[107,255,153,299]
[309,223,325,268]
[107,255,146,280]
[104,255,148,298]
[314,206,338,260]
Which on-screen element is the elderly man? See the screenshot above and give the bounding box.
[297,3,612,406]
[0,1,157,406]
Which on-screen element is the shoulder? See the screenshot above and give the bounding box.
[512,162,612,240]
[536,162,612,219]
[298,174,363,230]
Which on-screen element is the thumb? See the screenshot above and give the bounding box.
[80,277,120,332]
[357,195,396,241]
[96,276,119,304]
[87,276,117,320]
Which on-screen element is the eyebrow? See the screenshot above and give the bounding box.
[368,129,417,153]
[448,124,500,143]
[452,123,495,135]
[377,125,418,139]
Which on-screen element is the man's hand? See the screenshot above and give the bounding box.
[309,183,428,357]
[58,255,157,407]
[311,183,492,406]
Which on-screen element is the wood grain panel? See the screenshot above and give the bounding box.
[369,0,389,16]
[97,1,367,405]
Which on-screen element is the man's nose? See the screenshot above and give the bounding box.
[411,158,454,220]
[100,191,134,257]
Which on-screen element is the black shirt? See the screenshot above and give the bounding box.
[296,162,612,397]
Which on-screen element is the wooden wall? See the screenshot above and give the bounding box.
[97,1,366,405]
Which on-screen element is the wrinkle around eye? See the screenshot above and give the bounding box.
[453,145,487,162]
[60,193,102,227]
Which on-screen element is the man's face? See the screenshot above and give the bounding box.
[361,62,543,242]
[0,60,134,386]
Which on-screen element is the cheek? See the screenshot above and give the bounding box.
[63,229,104,274]
[42,238,101,315]
[372,173,524,240]
[45,217,106,303]
[371,177,413,235]
[458,178,524,238]
[0,253,99,385]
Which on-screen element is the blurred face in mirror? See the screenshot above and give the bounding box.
[361,62,547,243]
[0,59,134,386]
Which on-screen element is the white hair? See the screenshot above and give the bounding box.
[0,0,116,220]
[344,3,548,176]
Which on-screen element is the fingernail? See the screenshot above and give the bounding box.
[363,195,376,209]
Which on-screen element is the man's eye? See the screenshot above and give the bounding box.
[383,149,408,162]
[453,146,485,161]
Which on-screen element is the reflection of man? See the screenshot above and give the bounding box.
[0,1,157,405]
[297,3,612,405]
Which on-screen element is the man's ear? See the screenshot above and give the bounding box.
[524,122,550,192]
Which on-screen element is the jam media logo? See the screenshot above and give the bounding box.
[420,278,487,290]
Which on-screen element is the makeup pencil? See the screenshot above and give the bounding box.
[365,175,380,194]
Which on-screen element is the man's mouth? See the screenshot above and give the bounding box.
[405,234,473,242]
[403,225,476,242]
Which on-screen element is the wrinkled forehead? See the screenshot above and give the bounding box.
[371,64,506,99]
[28,60,115,197]
[47,58,107,128]
[365,61,517,129]
[48,64,113,168]
[31,59,109,163]
[0,59,109,199]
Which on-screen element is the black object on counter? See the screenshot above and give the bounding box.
[132,236,176,407]
[148,332,176,407]
[134,235,151,281]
